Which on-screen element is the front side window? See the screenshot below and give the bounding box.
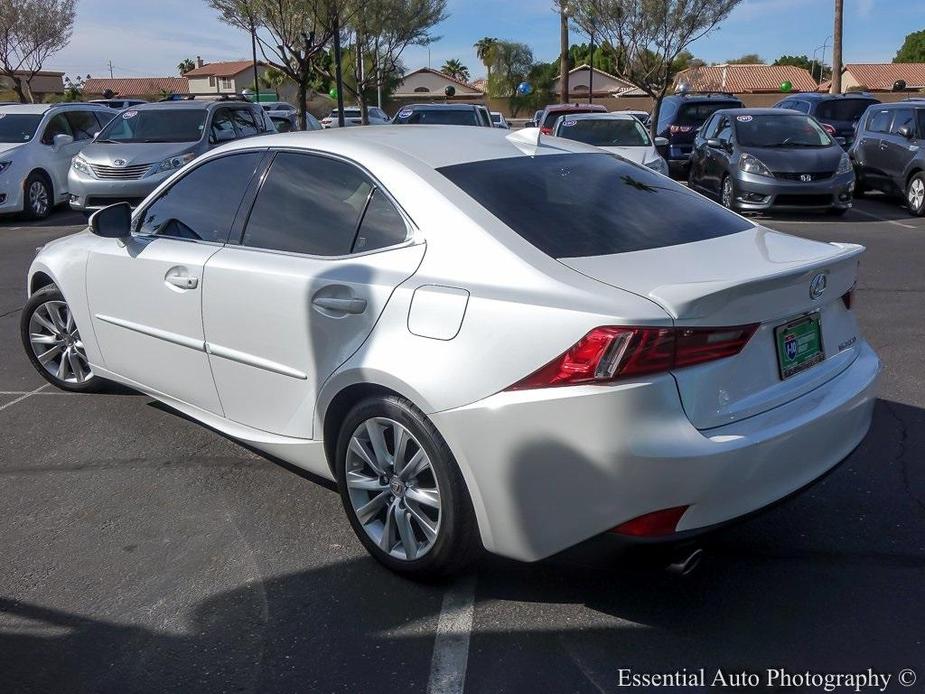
[439,153,751,258]
[231,108,259,137]
[715,116,733,143]
[137,152,261,242]
[41,113,72,144]
[867,109,892,134]
[734,115,832,147]
[889,108,915,136]
[0,113,42,143]
[557,118,651,147]
[97,108,206,143]
[241,152,373,256]
[65,111,100,141]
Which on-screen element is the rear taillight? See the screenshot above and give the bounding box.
[669,125,692,134]
[540,126,552,135]
[610,506,689,537]
[506,323,758,390]
[821,123,836,136]
[842,287,855,310]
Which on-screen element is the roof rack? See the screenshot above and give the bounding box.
[901,96,925,102]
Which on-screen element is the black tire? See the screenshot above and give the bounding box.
[335,394,480,578]
[906,172,925,217]
[853,176,866,198]
[23,172,52,220]
[20,285,101,392]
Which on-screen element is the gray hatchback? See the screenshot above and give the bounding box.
[688,108,854,215]
[68,99,273,212]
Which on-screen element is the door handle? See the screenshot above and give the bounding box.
[165,267,199,290]
[312,296,367,314]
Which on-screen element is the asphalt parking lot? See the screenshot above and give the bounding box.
[2,198,924,693]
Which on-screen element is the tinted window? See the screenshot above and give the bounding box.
[816,99,877,122]
[701,114,720,139]
[354,189,408,253]
[137,152,260,242]
[677,102,740,127]
[542,108,603,130]
[867,109,892,134]
[735,114,831,147]
[0,113,42,143]
[210,108,236,142]
[232,108,259,136]
[556,118,650,147]
[715,116,732,143]
[65,111,99,140]
[789,100,811,114]
[242,152,371,256]
[439,153,751,258]
[98,108,206,143]
[394,108,478,126]
[918,110,925,138]
[890,108,915,135]
[41,113,72,144]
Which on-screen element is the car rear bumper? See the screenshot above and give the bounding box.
[732,170,855,211]
[431,341,880,562]
[67,169,166,211]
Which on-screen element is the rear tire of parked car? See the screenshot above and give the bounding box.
[23,172,52,220]
[19,285,101,392]
[906,172,925,217]
[720,175,735,210]
[335,394,480,579]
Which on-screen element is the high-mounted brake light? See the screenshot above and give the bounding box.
[506,323,758,391]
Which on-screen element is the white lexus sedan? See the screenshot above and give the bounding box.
[20,126,880,577]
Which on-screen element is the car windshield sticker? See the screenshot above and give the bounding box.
[122,110,138,119]
[736,115,753,122]
[561,119,577,127]
[398,108,413,119]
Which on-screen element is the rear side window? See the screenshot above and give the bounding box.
[210,108,236,142]
[816,99,877,121]
[232,108,259,136]
[137,152,261,242]
[867,109,892,134]
[439,153,751,258]
[890,108,915,135]
[677,102,741,128]
[242,152,371,256]
[354,189,408,253]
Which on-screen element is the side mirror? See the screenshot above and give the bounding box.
[52,133,74,150]
[89,202,132,238]
[898,125,914,139]
[653,136,669,147]
[706,138,725,149]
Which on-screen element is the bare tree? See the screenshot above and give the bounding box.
[208,0,339,128]
[569,0,742,137]
[0,0,76,103]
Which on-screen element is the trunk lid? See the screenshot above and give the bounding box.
[559,227,864,429]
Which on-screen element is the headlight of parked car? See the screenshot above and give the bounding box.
[156,152,196,173]
[836,152,852,175]
[0,160,12,175]
[71,154,92,175]
[645,157,668,175]
[738,152,773,177]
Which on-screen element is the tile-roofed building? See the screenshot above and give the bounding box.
[83,77,189,99]
[552,64,637,97]
[184,56,266,95]
[674,64,817,94]
[393,67,483,98]
[840,63,925,92]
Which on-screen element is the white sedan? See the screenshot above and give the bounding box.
[21,126,879,577]
[552,112,669,174]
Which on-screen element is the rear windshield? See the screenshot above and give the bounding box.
[816,99,877,122]
[393,109,478,125]
[96,108,206,143]
[677,102,741,127]
[735,114,832,147]
[556,118,651,147]
[439,153,751,258]
[542,109,603,129]
[0,113,42,142]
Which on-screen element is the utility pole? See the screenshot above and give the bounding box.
[829,0,843,94]
[250,19,260,103]
[108,60,113,78]
[333,11,346,127]
[558,1,569,104]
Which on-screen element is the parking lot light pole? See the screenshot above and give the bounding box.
[333,11,346,127]
[250,19,260,104]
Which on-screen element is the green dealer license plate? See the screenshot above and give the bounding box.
[775,313,825,379]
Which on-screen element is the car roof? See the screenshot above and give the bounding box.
[558,112,638,122]
[215,124,601,170]
[0,102,112,114]
[543,103,607,113]
[126,100,252,111]
[403,103,479,111]
[716,107,801,117]
[788,92,878,101]
[664,93,742,102]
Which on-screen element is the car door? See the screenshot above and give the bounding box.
[85,151,264,413]
[688,114,716,192]
[857,108,894,188]
[880,107,918,189]
[39,111,83,204]
[705,115,733,196]
[201,150,425,439]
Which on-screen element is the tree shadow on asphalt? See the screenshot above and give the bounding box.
[1,399,922,693]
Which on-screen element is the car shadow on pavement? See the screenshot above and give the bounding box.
[1,399,922,692]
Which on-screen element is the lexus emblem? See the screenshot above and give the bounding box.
[113,158,126,167]
[800,173,812,182]
[809,273,827,299]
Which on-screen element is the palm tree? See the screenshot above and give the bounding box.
[474,37,498,80]
[441,59,470,83]
[177,58,195,75]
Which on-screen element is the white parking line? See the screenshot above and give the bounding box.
[427,575,476,694]
[0,384,49,411]
[851,207,918,229]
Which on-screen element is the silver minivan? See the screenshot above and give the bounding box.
[68,99,273,212]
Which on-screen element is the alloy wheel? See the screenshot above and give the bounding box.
[28,180,49,218]
[28,300,92,384]
[345,417,441,561]
[909,177,925,213]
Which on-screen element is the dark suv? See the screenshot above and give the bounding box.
[655,92,744,177]
[849,100,925,216]
[772,92,880,149]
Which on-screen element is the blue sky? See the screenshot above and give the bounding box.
[52,0,924,82]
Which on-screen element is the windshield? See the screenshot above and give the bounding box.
[816,99,877,122]
[557,118,651,147]
[96,108,206,143]
[735,114,832,147]
[393,109,477,125]
[0,113,42,142]
[439,153,751,258]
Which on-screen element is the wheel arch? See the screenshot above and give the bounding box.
[25,167,53,195]
[321,382,403,477]
[906,166,924,188]
[29,270,56,296]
